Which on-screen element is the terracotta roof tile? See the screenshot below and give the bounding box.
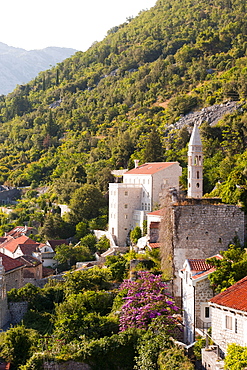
[125,162,177,175]
[210,275,247,312]
[0,252,24,272]
[147,209,165,216]
[149,242,161,249]
[1,235,39,253]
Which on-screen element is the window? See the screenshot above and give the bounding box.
[225,315,232,330]
[143,179,145,184]
[124,204,128,209]
[142,203,144,210]
[205,306,210,319]
[125,191,128,196]
[124,215,128,219]
[197,171,200,179]
[145,203,147,210]
[235,318,238,333]
[196,183,200,188]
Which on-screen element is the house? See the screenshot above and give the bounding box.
[209,275,247,355]
[0,252,25,291]
[179,256,222,344]
[16,255,42,284]
[108,161,182,247]
[0,235,41,259]
[5,225,38,238]
[41,239,69,267]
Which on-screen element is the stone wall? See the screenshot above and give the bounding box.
[6,268,24,291]
[171,203,245,297]
[9,301,28,324]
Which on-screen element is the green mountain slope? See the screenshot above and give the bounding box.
[0,0,246,208]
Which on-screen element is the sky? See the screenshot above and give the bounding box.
[0,0,157,52]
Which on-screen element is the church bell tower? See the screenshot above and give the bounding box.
[187,123,203,198]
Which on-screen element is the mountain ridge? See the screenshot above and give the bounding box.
[0,42,77,95]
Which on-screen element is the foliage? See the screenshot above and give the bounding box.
[134,330,172,370]
[105,254,128,281]
[206,242,247,293]
[0,325,39,368]
[69,184,106,224]
[119,271,179,331]
[63,266,112,294]
[158,347,194,370]
[224,343,247,370]
[54,292,118,341]
[95,235,111,253]
[54,243,93,267]
[130,226,142,244]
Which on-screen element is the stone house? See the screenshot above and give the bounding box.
[209,276,247,355]
[179,256,222,344]
[16,255,42,284]
[0,252,25,291]
[108,161,182,247]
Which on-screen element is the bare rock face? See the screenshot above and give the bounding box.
[169,101,241,131]
[0,42,77,95]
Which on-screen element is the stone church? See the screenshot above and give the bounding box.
[160,124,246,298]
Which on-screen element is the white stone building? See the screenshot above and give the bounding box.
[209,275,247,355]
[179,256,222,344]
[108,162,182,247]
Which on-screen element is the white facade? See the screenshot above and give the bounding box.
[187,124,203,198]
[179,258,217,344]
[108,162,182,246]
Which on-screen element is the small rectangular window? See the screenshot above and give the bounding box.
[226,315,232,330]
[125,191,128,196]
[205,306,210,319]
[235,318,238,333]
[124,204,128,209]
[124,215,128,219]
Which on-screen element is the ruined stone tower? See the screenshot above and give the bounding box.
[187,123,203,198]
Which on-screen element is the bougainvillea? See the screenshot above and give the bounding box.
[119,271,179,332]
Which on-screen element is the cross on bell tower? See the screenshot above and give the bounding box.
[187,123,203,198]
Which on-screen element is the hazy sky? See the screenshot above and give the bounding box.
[1,0,156,51]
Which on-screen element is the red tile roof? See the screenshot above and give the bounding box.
[187,255,223,281]
[6,226,36,238]
[125,162,177,175]
[149,242,161,249]
[17,255,42,266]
[0,252,24,272]
[188,259,214,272]
[1,235,39,253]
[210,275,247,312]
[47,239,68,250]
[147,209,165,216]
[18,244,40,256]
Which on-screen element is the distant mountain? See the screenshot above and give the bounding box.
[0,42,77,95]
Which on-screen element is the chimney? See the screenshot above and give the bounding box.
[134,159,139,168]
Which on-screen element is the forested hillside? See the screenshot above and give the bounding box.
[0,0,246,212]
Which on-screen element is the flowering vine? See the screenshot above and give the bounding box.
[119,271,179,332]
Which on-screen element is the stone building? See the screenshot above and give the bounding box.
[201,276,247,369]
[108,161,182,247]
[0,252,24,292]
[179,256,222,344]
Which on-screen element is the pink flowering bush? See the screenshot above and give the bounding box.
[119,271,179,332]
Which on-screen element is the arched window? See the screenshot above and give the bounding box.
[197,171,200,179]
